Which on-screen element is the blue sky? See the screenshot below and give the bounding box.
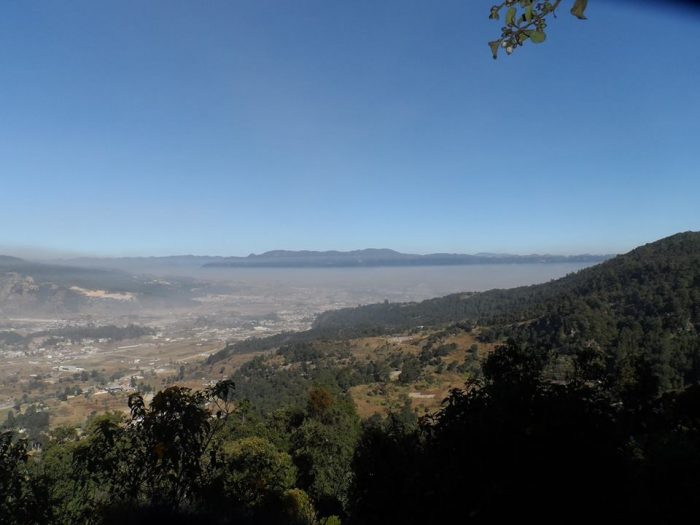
[1,1,698,257]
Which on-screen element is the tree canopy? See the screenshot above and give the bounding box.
[488,0,589,58]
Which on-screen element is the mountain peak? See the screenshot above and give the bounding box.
[627,231,700,257]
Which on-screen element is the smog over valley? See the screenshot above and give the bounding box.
[0,249,607,426]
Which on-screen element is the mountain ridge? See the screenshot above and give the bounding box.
[203,248,611,269]
[209,231,700,394]
[0,257,205,316]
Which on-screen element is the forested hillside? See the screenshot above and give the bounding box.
[5,339,700,524]
[315,231,699,332]
[214,232,700,396]
[3,232,700,524]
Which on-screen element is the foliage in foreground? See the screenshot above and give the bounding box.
[488,0,589,58]
[3,338,700,524]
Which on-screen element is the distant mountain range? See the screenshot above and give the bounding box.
[48,255,226,273]
[202,248,612,268]
[0,247,610,316]
[39,250,612,272]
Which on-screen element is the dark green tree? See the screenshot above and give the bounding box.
[72,381,235,519]
[1,431,49,524]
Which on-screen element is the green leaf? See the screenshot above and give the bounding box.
[488,40,501,60]
[570,0,588,20]
[505,7,516,25]
[528,30,546,44]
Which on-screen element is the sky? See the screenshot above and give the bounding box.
[1,0,698,257]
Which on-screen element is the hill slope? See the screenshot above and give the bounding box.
[211,232,700,392]
[313,232,699,327]
[0,257,204,316]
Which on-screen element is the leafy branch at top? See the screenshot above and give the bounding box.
[488,0,588,59]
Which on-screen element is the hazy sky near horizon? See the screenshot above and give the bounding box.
[1,1,698,257]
